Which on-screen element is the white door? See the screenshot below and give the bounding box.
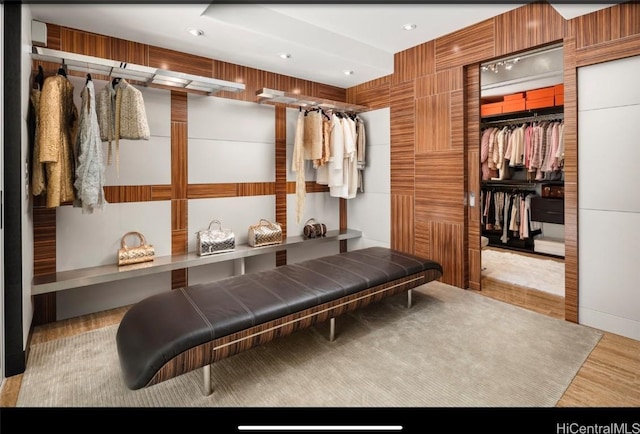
[577,55,640,341]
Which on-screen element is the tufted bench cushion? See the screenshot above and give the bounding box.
[116,246,443,392]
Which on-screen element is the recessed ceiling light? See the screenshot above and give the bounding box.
[344,70,354,75]
[402,23,417,31]
[279,53,292,59]
[187,28,204,37]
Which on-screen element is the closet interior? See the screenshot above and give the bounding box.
[479,44,566,295]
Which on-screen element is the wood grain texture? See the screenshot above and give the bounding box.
[415,93,450,153]
[60,27,111,59]
[238,183,277,197]
[576,33,640,67]
[436,67,464,94]
[416,40,436,78]
[494,2,565,57]
[172,270,187,291]
[572,2,640,50]
[286,182,330,194]
[110,37,148,66]
[416,74,437,99]
[172,199,187,231]
[45,23,61,50]
[562,37,578,324]
[32,294,57,327]
[151,185,172,201]
[350,82,391,110]
[187,184,238,199]
[391,194,414,254]
[275,105,287,240]
[390,82,415,196]
[414,221,431,261]
[430,221,464,287]
[415,151,465,225]
[436,18,495,71]
[149,45,212,77]
[32,206,56,277]
[171,229,188,256]
[394,45,419,84]
[103,186,154,203]
[171,92,187,123]
[171,122,187,200]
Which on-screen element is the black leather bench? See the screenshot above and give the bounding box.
[116,246,443,395]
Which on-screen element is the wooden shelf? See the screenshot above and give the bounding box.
[32,229,362,295]
[256,88,369,113]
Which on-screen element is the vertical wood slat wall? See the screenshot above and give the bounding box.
[31,24,347,324]
[30,2,640,325]
[349,1,640,323]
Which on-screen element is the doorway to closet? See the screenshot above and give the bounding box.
[478,44,566,311]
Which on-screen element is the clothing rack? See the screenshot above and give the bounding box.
[256,88,369,113]
[481,112,563,128]
[481,180,538,191]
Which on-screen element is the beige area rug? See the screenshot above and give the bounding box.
[482,248,565,296]
[16,282,600,408]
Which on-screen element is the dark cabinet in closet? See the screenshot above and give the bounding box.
[530,196,564,224]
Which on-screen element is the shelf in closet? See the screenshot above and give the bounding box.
[256,88,369,113]
[31,228,362,295]
[30,46,246,95]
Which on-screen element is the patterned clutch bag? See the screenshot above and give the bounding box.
[303,218,327,239]
[248,219,283,247]
[117,231,155,266]
[196,219,235,256]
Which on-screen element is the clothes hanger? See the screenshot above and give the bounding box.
[57,64,67,77]
[86,73,92,84]
[34,65,44,90]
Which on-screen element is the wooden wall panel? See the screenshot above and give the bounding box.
[436,19,495,70]
[151,185,172,201]
[60,28,111,59]
[416,41,436,78]
[171,122,187,200]
[172,270,187,290]
[275,105,287,265]
[415,93,450,153]
[110,37,148,65]
[171,92,187,123]
[576,33,640,67]
[450,89,464,151]
[572,2,640,49]
[351,82,391,110]
[311,83,347,102]
[187,184,238,199]
[436,67,463,94]
[394,45,419,84]
[172,199,187,232]
[32,207,56,276]
[149,45,212,77]
[286,182,329,194]
[103,186,153,203]
[389,82,415,196]
[415,152,464,225]
[562,37,578,323]
[430,221,464,287]
[46,23,61,50]
[414,221,431,261]
[391,194,414,254]
[494,2,565,57]
[416,74,437,99]
[238,183,277,197]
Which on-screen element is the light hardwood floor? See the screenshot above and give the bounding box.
[1,257,639,407]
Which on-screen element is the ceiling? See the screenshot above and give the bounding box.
[27,2,616,89]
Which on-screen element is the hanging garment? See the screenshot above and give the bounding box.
[327,114,344,190]
[37,74,79,208]
[96,78,150,176]
[303,109,323,161]
[74,79,107,214]
[291,110,306,223]
[355,116,366,193]
[29,86,47,196]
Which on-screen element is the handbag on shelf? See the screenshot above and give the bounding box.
[196,219,235,256]
[303,218,327,239]
[117,231,155,266]
[248,218,283,247]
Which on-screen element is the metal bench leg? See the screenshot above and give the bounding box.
[329,317,336,342]
[203,364,212,396]
[408,289,412,308]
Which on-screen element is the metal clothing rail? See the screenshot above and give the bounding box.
[481,112,564,128]
[256,88,369,113]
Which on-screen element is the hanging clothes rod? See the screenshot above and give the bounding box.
[481,112,563,128]
[482,180,538,190]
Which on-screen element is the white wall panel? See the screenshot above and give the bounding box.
[188,196,275,249]
[287,242,340,264]
[102,137,171,185]
[360,108,390,147]
[577,55,640,111]
[286,192,340,232]
[188,138,275,183]
[578,55,640,341]
[579,209,640,340]
[188,94,275,142]
[578,105,640,213]
[187,261,235,286]
[57,272,171,320]
[56,201,171,271]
